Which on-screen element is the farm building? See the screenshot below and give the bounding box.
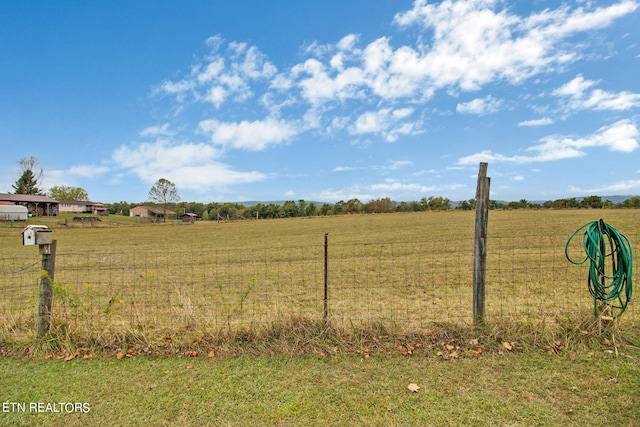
[0,204,28,221]
[58,200,108,215]
[181,213,198,223]
[0,193,59,217]
[130,205,177,221]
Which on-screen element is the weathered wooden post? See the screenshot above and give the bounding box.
[324,233,329,326]
[38,239,57,336]
[22,225,56,336]
[473,163,490,326]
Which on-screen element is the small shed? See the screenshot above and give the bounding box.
[0,205,28,221]
[181,213,198,223]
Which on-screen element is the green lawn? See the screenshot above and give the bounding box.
[1,348,639,426]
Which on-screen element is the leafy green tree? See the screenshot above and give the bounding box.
[426,196,451,211]
[107,201,133,216]
[580,195,603,209]
[457,199,476,210]
[48,185,89,201]
[622,196,640,208]
[148,178,180,221]
[319,203,333,216]
[342,199,364,214]
[364,197,396,213]
[280,200,299,218]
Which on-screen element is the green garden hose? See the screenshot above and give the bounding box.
[565,219,633,319]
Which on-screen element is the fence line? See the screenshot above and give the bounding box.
[0,233,637,340]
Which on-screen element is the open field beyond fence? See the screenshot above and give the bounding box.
[1,209,638,350]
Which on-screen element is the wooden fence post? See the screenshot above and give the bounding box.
[37,240,57,337]
[473,163,490,326]
[324,233,329,325]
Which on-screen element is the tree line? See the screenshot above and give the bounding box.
[7,158,640,219]
[105,194,640,220]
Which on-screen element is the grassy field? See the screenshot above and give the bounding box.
[1,210,639,425]
[0,209,638,355]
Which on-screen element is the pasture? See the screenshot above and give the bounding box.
[0,209,639,354]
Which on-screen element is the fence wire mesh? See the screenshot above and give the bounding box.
[2,228,638,341]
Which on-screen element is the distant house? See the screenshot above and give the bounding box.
[0,193,59,217]
[130,205,177,221]
[181,213,198,223]
[58,200,108,215]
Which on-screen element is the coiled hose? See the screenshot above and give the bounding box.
[565,219,633,318]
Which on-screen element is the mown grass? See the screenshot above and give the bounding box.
[1,348,639,426]
[0,209,639,355]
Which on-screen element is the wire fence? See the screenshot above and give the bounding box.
[1,232,638,341]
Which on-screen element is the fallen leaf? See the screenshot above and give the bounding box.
[468,339,479,346]
[608,377,618,384]
[450,351,460,359]
[164,337,173,344]
[443,388,451,394]
[445,344,455,351]
[568,353,576,362]
[207,350,215,358]
[407,383,420,393]
[502,341,513,351]
[466,348,482,357]
[64,352,78,362]
[186,364,193,370]
[116,351,124,360]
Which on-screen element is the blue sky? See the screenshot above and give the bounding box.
[1,0,639,204]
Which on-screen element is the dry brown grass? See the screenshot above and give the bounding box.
[1,209,638,354]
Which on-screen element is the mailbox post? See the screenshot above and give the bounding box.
[22,225,56,336]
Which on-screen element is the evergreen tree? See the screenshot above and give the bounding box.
[12,169,43,195]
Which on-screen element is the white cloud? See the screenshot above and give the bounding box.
[569,180,640,194]
[393,0,638,91]
[157,37,277,109]
[333,166,359,172]
[351,108,418,142]
[458,119,639,164]
[112,139,265,191]
[140,123,175,137]
[553,74,640,112]
[44,164,111,190]
[199,118,298,150]
[389,160,413,170]
[518,117,554,127]
[456,95,502,115]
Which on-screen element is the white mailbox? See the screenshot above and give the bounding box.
[22,225,52,246]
